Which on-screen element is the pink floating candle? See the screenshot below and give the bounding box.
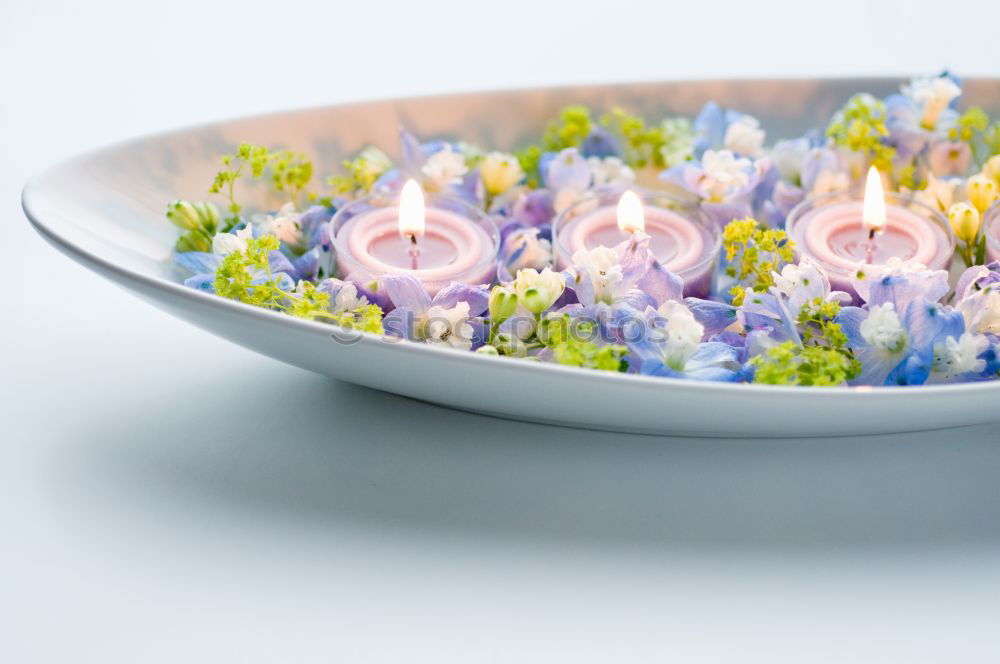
[332,180,499,294]
[786,168,954,300]
[553,189,720,297]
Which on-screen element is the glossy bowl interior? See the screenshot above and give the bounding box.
[22,78,1000,436]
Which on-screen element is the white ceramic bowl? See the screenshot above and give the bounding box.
[23,78,1000,437]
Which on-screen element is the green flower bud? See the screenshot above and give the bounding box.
[175,229,212,253]
[948,202,981,244]
[493,332,527,358]
[167,199,220,233]
[488,286,518,324]
[967,174,998,215]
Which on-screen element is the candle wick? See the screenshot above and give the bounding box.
[865,227,878,264]
[408,233,420,270]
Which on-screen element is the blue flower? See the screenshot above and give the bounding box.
[564,232,683,311]
[624,301,741,381]
[380,275,489,350]
[835,261,988,385]
[660,149,765,226]
[693,102,766,159]
[884,73,962,163]
[581,127,621,159]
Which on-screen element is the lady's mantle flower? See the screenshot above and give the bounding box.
[479,152,524,196]
[381,275,489,350]
[421,144,468,190]
[512,267,565,314]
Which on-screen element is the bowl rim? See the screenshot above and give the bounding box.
[21,83,1000,401]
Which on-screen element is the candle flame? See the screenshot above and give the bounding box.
[617,190,644,234]
[398,179,425,239]
[862,166,886,232]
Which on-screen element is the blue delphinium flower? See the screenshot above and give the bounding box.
[692,102,767,159]
[660,148,767,227]
[581,127,622,159]
[884,73,962,162]
[564,232,683,313]
[624,300,741,381]
[176,224,309,292]
[380,275,489,350]
[835,260,992,385]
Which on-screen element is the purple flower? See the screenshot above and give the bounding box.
[380,274,489,350]
[581,127,621,159]
[624,301,741,381]
[692,101,765,158]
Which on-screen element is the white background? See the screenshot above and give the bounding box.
[4,1,1000,661]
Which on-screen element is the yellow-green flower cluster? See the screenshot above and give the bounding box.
[722,218,796,305]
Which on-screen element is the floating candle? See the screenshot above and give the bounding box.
[553,189,720,297]
[332,180,499,294]
[786,168,955,300]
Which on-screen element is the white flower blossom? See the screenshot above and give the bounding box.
[588,156,635,187]
[958,287,1000,335]
[423,302,474,350]
[699,149,752,201]
[211,225,254,256]
[933,332,988,378]
[571,245,624,305]
[333,282,368,313]
[513,267,564,313]
[505,228,552,272]
[657,301,704,370]
[421,145,468,190]
[260,203,304,246]
[479,152,524,196]
[723,115,766,157]
[770,137,809,183]
[811,169,851,196]
[860,303,907,353]
[772,262,809,297]
[904,76,961,129]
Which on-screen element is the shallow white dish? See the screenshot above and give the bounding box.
[23,78,1000,437]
